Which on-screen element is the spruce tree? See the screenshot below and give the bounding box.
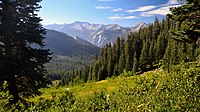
[118,52,125,73]
[124,34,134,71]
[0,0,51,104]
[139,41,149,71]
[132,52,138,75]
[92,62,99,81]
[168,0,200,45]
[153,17,160,40]
[115,37,121,63]
[107,46,114,77]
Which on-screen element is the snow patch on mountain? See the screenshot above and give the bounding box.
[44,22,148,47]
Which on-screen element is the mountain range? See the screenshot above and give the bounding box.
[44,21,148,47]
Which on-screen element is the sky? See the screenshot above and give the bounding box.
[38,0,184,27]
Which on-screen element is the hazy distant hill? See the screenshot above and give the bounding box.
[45,29,100,56]
[44,22,147,47]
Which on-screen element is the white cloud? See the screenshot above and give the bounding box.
[108,14,139,20]
[108,16,121,20]
[123,16,138,19]
[95,6,112,9]
[166,0,179,5]
[127,6,156,13]
[98,0,113,1]
[160,0,183,7]
[140,5,181,17]
[112,8,123,12]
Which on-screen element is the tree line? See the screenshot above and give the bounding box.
[60,14,199,85]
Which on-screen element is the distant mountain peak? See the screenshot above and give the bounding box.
[105,24,122,30]
[131,22,148,32]
[73,21,90,25]
[138,22,148,27]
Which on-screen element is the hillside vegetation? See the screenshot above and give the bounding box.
[1,62,199,111]
[45,30,100,56]
[45,55,96,80]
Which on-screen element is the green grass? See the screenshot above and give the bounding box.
[1,63,199,111]
[29,69,164,102]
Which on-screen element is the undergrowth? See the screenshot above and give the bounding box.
[0,62,199,111]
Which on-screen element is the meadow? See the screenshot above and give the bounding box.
[1,62,199,111]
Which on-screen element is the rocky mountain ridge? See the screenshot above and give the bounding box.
[44,22,148,47]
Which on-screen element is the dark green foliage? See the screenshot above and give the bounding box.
[125,34,134,71]
[0,0,51,104]
[107,46,114,78]
[132,52,139,75]
[118,52,125,73]
[45,55,94,80]
[156,32,168,62]
[168,0,200,44]
[61,13,199,85]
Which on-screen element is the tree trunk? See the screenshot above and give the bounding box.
[7,75,20,104]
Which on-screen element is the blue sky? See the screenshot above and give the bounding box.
[38,0,183,27]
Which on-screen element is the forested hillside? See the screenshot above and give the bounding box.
[60,15,199,85]
[44,30,100,80]
[45,30,100,56]
[45,55,96,80]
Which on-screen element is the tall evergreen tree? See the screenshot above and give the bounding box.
[168,0,200,45]
[156,32,168,62]
[107,45,114,77]
[132,52,139,75]
[139,41,150,71]
[153,17,160,40]
[92,62,99,81]
[0,0,51,104]
[124,34,134,71]
[115,37,121,63]
[118,52,125,73]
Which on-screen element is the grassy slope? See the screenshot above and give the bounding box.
[29,70,163,102]
[3,63,198,111]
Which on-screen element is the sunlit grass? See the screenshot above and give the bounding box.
[29,70,163,102]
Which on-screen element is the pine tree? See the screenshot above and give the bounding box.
[87,66,93,81]
[124,34,134,71]
[153,17,160,40]
[92,62,99,81]
[132,52,139,75]
[118,52,125,73]
[115,37,121,63]
[149,40,156,68]
[0,0,51,104]
[107,45,114,77]
[139,40,150,71]
[125,55,132,72]
[168,0,200,45]
[156,32,168,62]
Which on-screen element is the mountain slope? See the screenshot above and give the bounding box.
[44,22,148,47]
[45,29,100,56]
